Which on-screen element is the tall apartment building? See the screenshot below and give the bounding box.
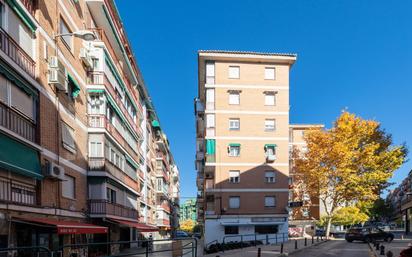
[0,0,179,253]
[288,124,324,235]
[195,50,296,243]
[180,199,197,222]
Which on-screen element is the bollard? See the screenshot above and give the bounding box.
[317,236,319,242]
[257,247,261,257]
[305,238,307,246]
[312,236,314,244]
[295,240,298,250]
[402,234,404,240]
[380,245,385,255]
[386,250,394,257]
[376,243,380,250]
[280,243,284,254]
[266,234,269,245]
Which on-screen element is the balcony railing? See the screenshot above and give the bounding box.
[0,178,38,206]
[156,218,170,227]
[88,156,139,184]
[0,27,35,78]
[21,0,37,16]
[88,199,138,220]
[0,101,37,143]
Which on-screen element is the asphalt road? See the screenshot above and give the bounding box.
[290,239,371,257]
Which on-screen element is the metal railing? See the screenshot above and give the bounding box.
[0,27,35,78]
[0,178,38,206]
[88,199,139,220]
[21,0,37,16]
[0,101,37,143]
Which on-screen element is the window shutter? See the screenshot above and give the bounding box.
[11,84,34,120]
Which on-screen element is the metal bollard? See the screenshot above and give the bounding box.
[402,234,404,240]
[317,236,319,242]
[295,240,298,249]
[386,250,394,257]
[376,243,380,250]
[312,236,314,244]
[280,243,284,254]
[305,238,307,246]
[266,234,269,245]
[380,245,385,255]
[257,247,261,257]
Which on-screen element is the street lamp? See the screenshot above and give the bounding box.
[55,30,97,41]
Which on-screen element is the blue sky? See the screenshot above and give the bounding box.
[116,0,412,198]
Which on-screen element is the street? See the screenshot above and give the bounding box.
[290,239,371,257]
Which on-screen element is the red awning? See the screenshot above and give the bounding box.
[109,218,159,232]
[14,217,108,234]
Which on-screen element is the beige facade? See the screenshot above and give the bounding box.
[0,0,179,253]
[196,50,296,244]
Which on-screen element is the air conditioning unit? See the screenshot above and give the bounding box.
[48,69,67,91]
[80,47,93,68]
[48,56,65,71]
[44,162,65,180]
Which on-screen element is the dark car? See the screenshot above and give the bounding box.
[175,230,190,238]
[345,227,394,243]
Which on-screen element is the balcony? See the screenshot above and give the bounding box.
[157,202,171,213]
[88,199,138,220]
[88,114,141,162]
[0,27,35,78]
[88,71,143,137]
[88,157,139,186]
[21,0,37,16]
[0,178,38,206]
[0,101,37,143]
[156,218,170,227]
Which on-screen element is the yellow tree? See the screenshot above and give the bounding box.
[180,219,196,233]
[332,206,369,226]
[294,112,407,237]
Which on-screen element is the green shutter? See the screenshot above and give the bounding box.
[206,139,216,155]
[152,120,160,128]
[0,132,42,179]
[229,143,241,147]
[88,89,105,93]
[67,73,81,98]
[125,155,139,169]
[264,144,277,148]
[6,0,37,34]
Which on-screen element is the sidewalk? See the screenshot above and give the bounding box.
[370,239,412,257]
[203,237,329,257]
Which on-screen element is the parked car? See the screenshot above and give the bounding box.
[175,230,190,238]
[315,229,326,237]
[345,227,394,243]
[192,232,201,239]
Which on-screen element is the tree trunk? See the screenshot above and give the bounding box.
[325,216,332,239]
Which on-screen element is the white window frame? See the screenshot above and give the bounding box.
[60,17,73,50]
[62,175,75,199]
[264,196,276,207]
[264,92,276,106]
[228,145,240,157]
[229,118,240,130]
[265,146,276,157]
[228,92,240,105]
[229,196,240,209]
[265,171,275,183]
[264,119,276,131]
[62,122,76,153]
[228,66,240,79]
[229,170,240,183]
[89,141,103,157]
[264,67,276,80]
[206,114,215,128]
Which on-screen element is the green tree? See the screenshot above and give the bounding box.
[294,112,407,238]
[332,206,369,226]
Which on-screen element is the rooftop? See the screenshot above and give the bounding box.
[198,50,297,57]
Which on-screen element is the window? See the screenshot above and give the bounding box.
[228,92,240,105]
[228,66,240,79]
[224,226,239,235]
[206,62,215,84]
[229,170,240,183]
[265,145,276,158]
[301,146,308,154]
[107,188,116,203]
[264,67,276,80]
[62,122,75,152]
[255,225,278,234]
[265,119,276,131]
[90,141,103,157]
[302,208,309,217]
[303,193,311,201]
[206,89,215,110]
[229,196,240,208]
[264,92,276,105]
[265,196,276,207]
[62,175,75,199]
[89,94,104,114]
[229,118,240,130]
[60,18,72,50]
[265,171,275,183]
[206,114,215,128]
[228,145,240,157]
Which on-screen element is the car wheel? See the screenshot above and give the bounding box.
[385,236,393,243]
[346,239,353,243]
[364,237,372,243]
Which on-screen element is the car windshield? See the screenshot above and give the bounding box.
[347,228,362,233]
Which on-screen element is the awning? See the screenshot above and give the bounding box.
[264,144,277,148]
[0,132,42,180]
[206,139,216,155]
[228,143,241,147]
[67,73,81,98]
[151,120,160,128]
[14,217,108,234]
[6,0,37,34]
[109,218,159,232]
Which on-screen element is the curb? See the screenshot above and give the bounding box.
[286,239,330,256]
[368,242,379,257]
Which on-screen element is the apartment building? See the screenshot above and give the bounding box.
[195,50,296,244]
[288,124,324,235]
[0,0,179,254]
[180,199,197,222]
